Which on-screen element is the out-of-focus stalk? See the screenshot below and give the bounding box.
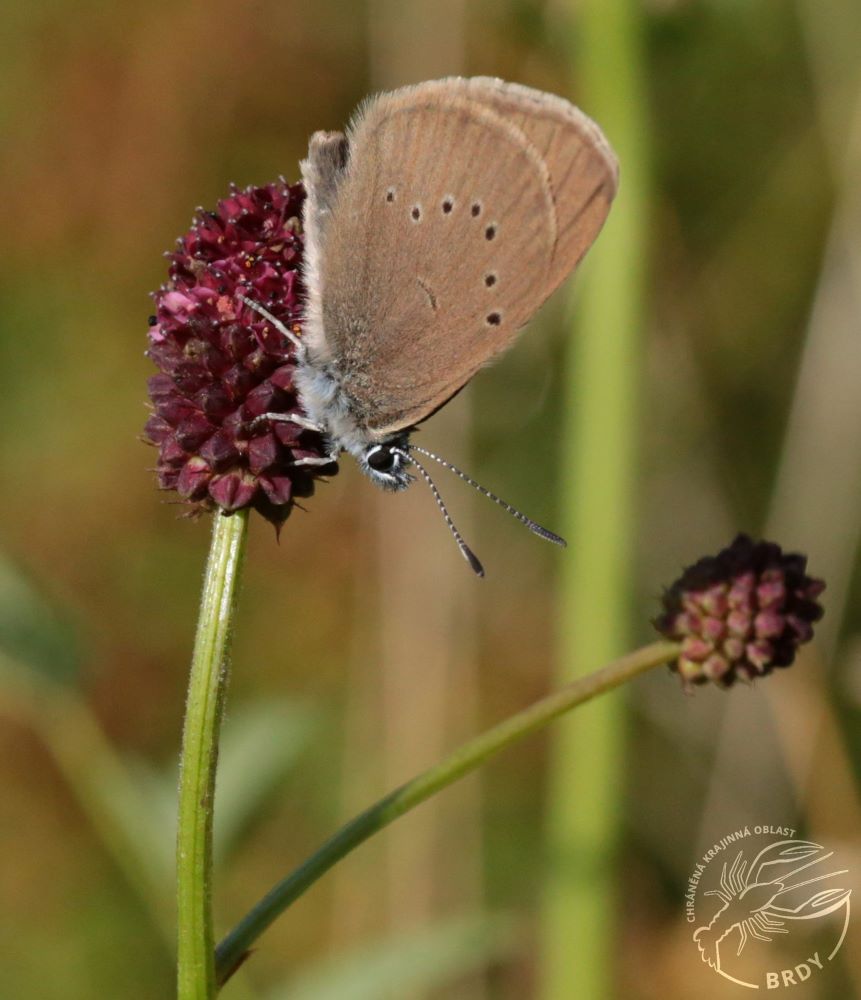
[540,1,651,997]
[366,11,480,1000]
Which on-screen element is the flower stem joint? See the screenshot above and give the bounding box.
[143,181,336,529]
[654,534,825,689]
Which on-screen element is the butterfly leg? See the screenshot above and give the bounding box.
[250,410,336,465]
[292,453,339,467]
[272,412,321,431]
[251,412,323,433]
[250,411,337,466]
[239,295,305,356]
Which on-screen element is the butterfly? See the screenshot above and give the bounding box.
[244,77,617,574]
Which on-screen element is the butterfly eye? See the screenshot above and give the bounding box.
[366,446,398,473]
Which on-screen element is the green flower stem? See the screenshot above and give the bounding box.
[214,639,679,987]
[178,510,249,1000]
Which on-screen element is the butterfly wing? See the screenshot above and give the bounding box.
[301,77,617,437]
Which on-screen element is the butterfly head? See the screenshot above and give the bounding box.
[358,435,413,491]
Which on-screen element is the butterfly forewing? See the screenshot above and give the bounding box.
[303,78,618,437]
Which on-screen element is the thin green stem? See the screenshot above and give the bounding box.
[214,640,679,987]
[178,510,249,1000]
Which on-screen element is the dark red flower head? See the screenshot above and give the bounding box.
[143,180,336,527]
[654,534,825,689]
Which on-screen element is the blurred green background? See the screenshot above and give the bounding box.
[1,0,860,997]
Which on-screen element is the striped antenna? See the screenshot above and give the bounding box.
[407,443,566,547]
[394,449,485,577]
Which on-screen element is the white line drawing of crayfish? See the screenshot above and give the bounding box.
[693,839,851,974]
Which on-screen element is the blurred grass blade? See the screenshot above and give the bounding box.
[10,688,177,941]
[0,554,174,934]
[541,1,651,998]
[264,913,517,1000]
[214,699,319,865]
[0,553,80,685]
[121,755,182,882]
[100,699,320,885]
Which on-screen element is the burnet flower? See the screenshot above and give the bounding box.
[143,180,336,528]
[654,534,825,688]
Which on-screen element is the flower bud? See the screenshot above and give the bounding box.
[654,535,825,688]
